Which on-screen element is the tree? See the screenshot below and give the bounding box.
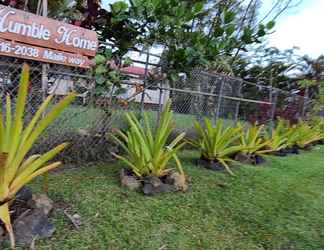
[0,0,67,16]
[295,55,324,100]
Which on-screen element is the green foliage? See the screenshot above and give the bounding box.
[16,147,324,250]
[66,0,277,83]
[0,64,75,248]
[262,120,288,153]
[298,79,318,89]
[266,20,276,30]
[112,102,186,178]
[239,124,269,158]
[267,118,324,150]
[192,119,244,175]
[294,121,324,148]
[91,48,131,96]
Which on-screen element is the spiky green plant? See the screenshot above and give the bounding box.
[239,124,269,158]
[294,121,324,148]
[192,118,245,175]
[261,119,288,154]
[112,102,186,178]
[0,64,75,248]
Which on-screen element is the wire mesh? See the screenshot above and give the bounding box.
[0,56,312,164]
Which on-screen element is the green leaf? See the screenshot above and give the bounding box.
[94,55,106,65]
[225,24,235,36]
[257,24,266,37]
[96,75,106,85]
[194,2,204,14]
[224,10,236,24]
[266,20,275,30]
[95,65,107,75]
[104,49,113,59]
[214,26,224,37]
[111,1,129,13]
[123,57,132,66]
[241,27,253,44]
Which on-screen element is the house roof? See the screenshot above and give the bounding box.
[120,66,150,79]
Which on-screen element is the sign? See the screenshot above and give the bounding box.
[0,5,98,57]
[0,38,93,68]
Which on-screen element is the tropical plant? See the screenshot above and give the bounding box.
[91,48,131,97]
[0,64,75,248]
[112,102,186,178]
[239,124,269,159]
[261,119,288,153]
[192,119,244,175]
[294,121,324,148]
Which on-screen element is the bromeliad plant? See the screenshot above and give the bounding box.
[294,121,324,148]
[0,64,75,248]
[261,119,288,154]
[239,124,269,161]
[192,119,244,175]
[112,102,186,178]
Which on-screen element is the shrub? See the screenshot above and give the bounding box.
[192,118,244,175]
[0,64,75,248]
[262,119,288,153]
[239,124,269,159]
[112,102,186,178]
[294,121,324,148]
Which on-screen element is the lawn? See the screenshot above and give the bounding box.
[45,104,238,136]
[9,146,324,250]
[43,105,198,138]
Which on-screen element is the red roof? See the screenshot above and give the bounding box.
[108,61,151,79]
[120,66,150,78]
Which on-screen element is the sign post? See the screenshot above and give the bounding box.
[40,0,48,122]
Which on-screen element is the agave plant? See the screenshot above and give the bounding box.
[192,118,244,175]
[112,102,186,178]
[239,124,269,159]
[0,64,75,248]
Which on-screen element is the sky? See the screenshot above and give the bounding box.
[102,0,323,58]
[263,0,324,58]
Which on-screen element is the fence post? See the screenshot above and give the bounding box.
[157,81,163,125]
[40,1,48,119]
[215,77,225,122]
[139,49,150,121]
[269,88,278,133]
[234,80,243,124]
[301,87,309,118]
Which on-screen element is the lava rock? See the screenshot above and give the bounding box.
[317,140,324,145]
[234,153,253,164]
[286,145,300,154]
[27,194,54,216]
[16,187,33,203]
[142,176,174,195]
[120,169,141,191]
[13,209,55,247]
[0,226,5,244]
[273,150,287,157]
[255,155,265,165]
[197,158,226,171]
[165,172,188,191]
[235,153,264,165]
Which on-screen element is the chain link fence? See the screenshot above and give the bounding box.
[0,56,312,164]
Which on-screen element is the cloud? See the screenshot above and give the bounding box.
[267,0,324,57]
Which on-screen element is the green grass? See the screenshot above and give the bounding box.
[8,146,324,250]
[44,105,199,136]
[46,105,239,136]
